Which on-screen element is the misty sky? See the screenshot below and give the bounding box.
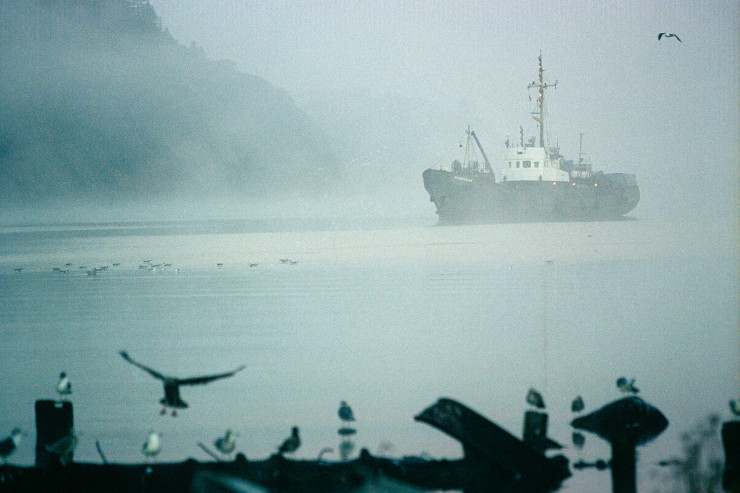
[147,0,739,222]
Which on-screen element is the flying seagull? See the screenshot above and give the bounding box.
[526,388,545,409]
[56,372,72,400]
[338,401,355,422]
[119,350,245,416]
[658,32,681,42]
[277,426,300,456]
[0,428,23,465]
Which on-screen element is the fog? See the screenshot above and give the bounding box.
[1,0,737,226]
[147,0,738,224]
[0,3,738,490]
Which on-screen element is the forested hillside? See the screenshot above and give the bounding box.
[0,0,339,207]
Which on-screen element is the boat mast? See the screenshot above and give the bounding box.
[528,51,557,148]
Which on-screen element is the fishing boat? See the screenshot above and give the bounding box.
[423,53,640,223]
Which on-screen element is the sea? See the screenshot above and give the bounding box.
[0,216,737,493]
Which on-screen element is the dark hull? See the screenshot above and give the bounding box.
[423,168,640,223]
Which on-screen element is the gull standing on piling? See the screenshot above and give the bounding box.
[0,428,23,465]
[526,388,545,409]
[214,430,237,455]
[142,431,161,460]
[56,372,72,400]
[616,377,640,394]
[338,401,355,422]
[277,427,300,456]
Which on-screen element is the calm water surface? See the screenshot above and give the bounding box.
[0,218,737,492]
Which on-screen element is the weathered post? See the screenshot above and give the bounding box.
[35,400,73,467]
[571,396,668,493]
[723,420,740,492]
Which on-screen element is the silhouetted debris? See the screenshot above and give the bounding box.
[572,396,668,493]
[415,397,569,491]
[574,459,609,470]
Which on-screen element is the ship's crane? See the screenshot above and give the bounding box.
[467,128,492,171]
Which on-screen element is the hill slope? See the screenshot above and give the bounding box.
[0,0,339,208]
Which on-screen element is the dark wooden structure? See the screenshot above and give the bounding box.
[0,397,572,492]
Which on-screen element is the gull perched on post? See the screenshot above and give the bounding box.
[56,372,72,400]
[0,428,23,465]
[142,431,161,460]
[277,427,300,456]
[214,430,237,456]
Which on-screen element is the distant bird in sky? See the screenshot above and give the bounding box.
[119,350,245,416]
[56,372,72,399]
[45,429,78,465]
[571,396,585,413]
[214,430,237,455]
[338,401,355,422]
[142,431,161,459]
[658,32,681,42]
[0,428,23,465]
[526,388,545,409]
[277,427,300,456]
[616,377,640,394]
[730,400,740,418]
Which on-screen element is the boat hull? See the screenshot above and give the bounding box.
[423,168,640,223]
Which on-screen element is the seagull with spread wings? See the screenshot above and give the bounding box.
[658,32,681,42]
[119,350,245,416]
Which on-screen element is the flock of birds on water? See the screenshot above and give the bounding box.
[9,256,305,277]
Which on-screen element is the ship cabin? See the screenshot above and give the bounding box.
[501,145,570,183]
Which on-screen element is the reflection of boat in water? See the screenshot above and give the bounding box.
[423,53,640,223]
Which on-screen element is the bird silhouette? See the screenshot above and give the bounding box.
[45,429,78,465]
[56,372,72,400]
[142,431,161,460]
[119,350,245,416]
[658,32,681,42]
[730,399,740,417]
[571,396,585,413]
[338,401,355,422]
[277,427,300,456]
[616,377,640,394]
[0,428,23,465]
[572,431,586,449]
[214,430,237,455]
[526,388,545,409]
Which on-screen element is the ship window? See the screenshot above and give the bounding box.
[516,161,520,168]
[534,161,540,168]
[523,160,531,168]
